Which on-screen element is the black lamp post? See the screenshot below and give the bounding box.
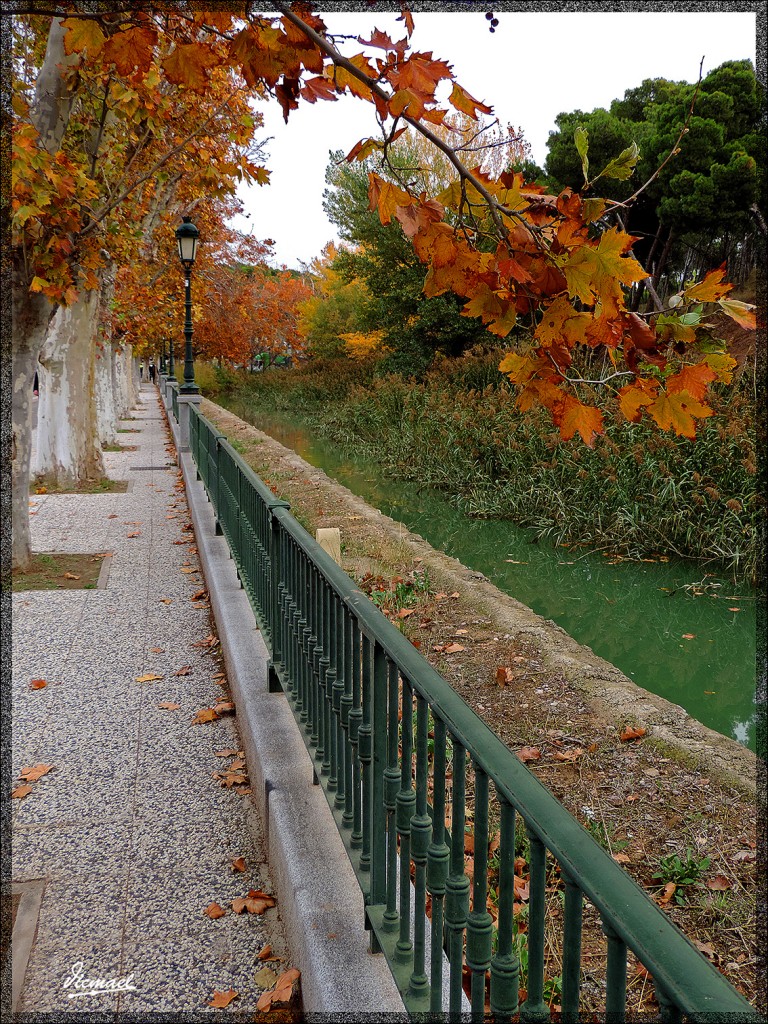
[175,216,200,395]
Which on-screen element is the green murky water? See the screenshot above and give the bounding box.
[225,401,759,751]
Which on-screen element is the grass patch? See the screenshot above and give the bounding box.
[12,552,107,592]
[32,476,128,494]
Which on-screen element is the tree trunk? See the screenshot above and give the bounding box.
[12,269,55,569]
[33,288,104,488]
[94,261,118,445]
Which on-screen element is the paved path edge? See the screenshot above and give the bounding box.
[171,414,408,1016]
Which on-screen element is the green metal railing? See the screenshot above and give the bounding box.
[188,403,757,1021]
[170,380,179,423]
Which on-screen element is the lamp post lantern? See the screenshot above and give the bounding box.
[175,216,200,395]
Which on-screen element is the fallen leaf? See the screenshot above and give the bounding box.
[612,852,632,864]
[706,874,732,891]
[214,748,239,757]
[172,665,192,676]
[643,768,660,778]
[625,794,641,803]
[159,598,173,605]
[62,572,80,580]
[29,679,47,690]
[396,607,415,619]
[681,633,696,640]
[635,962,652,981]
[192,589,207,601]
[180,567,197,574]
[732,849,756,864]
[620,726,647,742]
[658,882,676,905]
[192,708,219,725]
[496,667,514,686]
[693,939,716,959]
[19,764,53,782]
[204,902,226,919]
[208,989,238,1008]
[229,759,246,771]
[126,531,141,538]
[157,702,181,711]
[256,969,300,1011]
[254,967,279,990]
[517,747,541,763]
[213,700,235,714]
[513,876,530,901]
[728,607,741,612]
[232,857,247,872]
[232,889,277,915]
[553,747,584,762]
[136,673,164,683]
[150,647,165,654]
[12,785,33,799]
[444,643,465,654]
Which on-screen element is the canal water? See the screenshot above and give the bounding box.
[222,400,758,752]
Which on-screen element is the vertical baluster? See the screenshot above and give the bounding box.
[428,716,450,1014]
[520,827,550,1024]
[315,576,327,771]
[445,739,470,1016]
[309,567,321,752]
[359,633,372,876]
[320,582,332,779]
[349,618,363,851]
[382,659,400,933]
[395,678,414,966]
[370,642,387,909]
[560,871,583,1023]
[409,695,431,998]
[332,595,345,810]
[467,765,492,1020]
[490,797,519,1022]
[340,608,354,831]
[603,919,627,1024]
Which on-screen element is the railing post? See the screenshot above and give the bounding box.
[268,506,288,693]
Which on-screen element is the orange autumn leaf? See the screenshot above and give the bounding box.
[683,264,733,303]
[657,882,676,906]
[192,707,219,725]
[555,396,604,447]
[619,726,647,742]
[666,362,718,402]
[136,673,164,683]
[443,643,465,654]
[157,702,181,711]
[718,298,757,330]
[208,989,238,1008]
[29,679,47,690]
[204,902,227,919]
[19,764,53,782]
[232,889,277,915]
[517,746,541,763]
[162,42,220,92]
[12,785,34,799]
[449,82,492,120]
[257,945,273,961]
[256,968,300,1012]
[231,857,247,872]
[645,390,713,439]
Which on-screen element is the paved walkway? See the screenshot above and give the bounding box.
[11,384,289,1015]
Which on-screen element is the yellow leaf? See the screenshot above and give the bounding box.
[718,298,757,330]
[646,390,713,439]
[62,17,106,56]
[136,673,164,683]
[684,264,732,303]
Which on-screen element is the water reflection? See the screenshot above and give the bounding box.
[230,403,757,751]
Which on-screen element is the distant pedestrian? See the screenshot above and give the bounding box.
[140,364,144,380]
[149,362,156,383]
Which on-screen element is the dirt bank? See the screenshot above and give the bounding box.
[202,397,762,1009]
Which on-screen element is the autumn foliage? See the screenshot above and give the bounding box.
[12,4,758,446]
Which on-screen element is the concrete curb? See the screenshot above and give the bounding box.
[175,439,407,1015]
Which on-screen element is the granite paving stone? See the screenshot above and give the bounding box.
[13,384,289,1015]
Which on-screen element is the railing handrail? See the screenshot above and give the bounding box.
[187,401,757,1020]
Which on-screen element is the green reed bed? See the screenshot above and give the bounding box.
[223,351,760,582]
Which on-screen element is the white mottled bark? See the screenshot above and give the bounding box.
[34,289,103,487]
[94,262,117,444]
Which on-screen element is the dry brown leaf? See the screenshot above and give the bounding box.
[192,708,219,725]
[208,989,238,1008]
[513,876,530,901]
[19,764,53,782]
[444,643,465,654]
[256,969,300,1011]
[172,665,192,676]
[254,967,279,990]
[62,572,80,580]
[150,647,165,654]
[257,945,273,961]
[232,857,247,872]
[213,701,235,714]
[157,702,181,711]
[180,567,197,574]
[496,666,514,686]
[126,531,141,538]
[159,598,173,605]
[396,607,415,619]
[658,882,676,906]
[12,785,33,799]
[136,673,164,683]
[204,902,226,919]
[517,747,541,763]
[192,589,207,601]
[29,679,47,690]
[552,747,584,762]
[612,852,632,864]
[706,874,732,891]
[619,725,647,742]
[214,748,238,757]
[232,889,277,915]
[693,939,716,959]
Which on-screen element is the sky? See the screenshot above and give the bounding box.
[229,9,758,269]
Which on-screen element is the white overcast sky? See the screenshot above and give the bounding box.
[230,10,758,269]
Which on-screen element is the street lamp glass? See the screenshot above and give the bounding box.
[175,217,199,266]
